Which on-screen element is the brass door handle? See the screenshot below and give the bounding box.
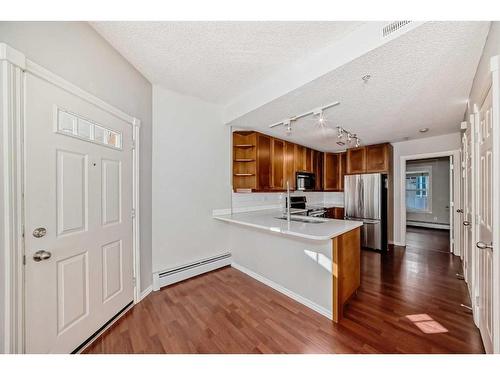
[476,241,493,250]
[33,250,52,262]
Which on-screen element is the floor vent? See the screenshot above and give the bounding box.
[383,21,412,37]
[153,252,232,290]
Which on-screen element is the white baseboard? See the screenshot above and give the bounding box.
[389,240,406,247]
[231,262,332,320]
[153,253,232,291]
[139,285,153,301]
[407,221,450,230]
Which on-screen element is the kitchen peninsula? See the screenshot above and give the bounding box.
[214,210,362,322]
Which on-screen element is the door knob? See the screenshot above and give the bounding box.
[33,250,52,262]
[456,209,464,213]
[476,241,493,250]
[463,221,471,226]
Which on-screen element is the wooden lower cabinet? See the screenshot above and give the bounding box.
[332,227,360,323]
[325,207,344,219]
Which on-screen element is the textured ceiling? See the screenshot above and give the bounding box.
[91,21,363,104]
[228,22,490,152]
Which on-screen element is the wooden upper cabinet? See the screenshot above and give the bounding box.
[271,138,285,190]
[284,141,296,190]
[294,144,306,172]
[339,152,346,190]
[346,147,366,174]
[324,152,342,191]
[256,133,271,190]
[305,148,314,172]
[346,143,392,174]
[313,150,323,190]
[365,143,390,173]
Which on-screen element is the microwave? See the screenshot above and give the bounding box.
[296,172,315,191]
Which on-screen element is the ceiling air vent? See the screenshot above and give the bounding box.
[382,21,412,38]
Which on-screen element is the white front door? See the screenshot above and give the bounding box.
[477,88,494,353]
[24,72,135,353]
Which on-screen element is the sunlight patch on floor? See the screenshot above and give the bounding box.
[405,314,448,334]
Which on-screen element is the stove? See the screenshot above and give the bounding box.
[287,196,327,218]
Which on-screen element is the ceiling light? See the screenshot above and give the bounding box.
[284,120,292,136]
[419,128,429,133]
[269,101,340,130]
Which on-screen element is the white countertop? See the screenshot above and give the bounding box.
[213,209,362,241]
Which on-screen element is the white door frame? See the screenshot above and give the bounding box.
[1,43,142,354]
[399,149,461,254]
[489,56,500,353]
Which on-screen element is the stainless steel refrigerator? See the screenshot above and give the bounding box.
[344,173,388,251]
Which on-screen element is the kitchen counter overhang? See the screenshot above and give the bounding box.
[213,210,362,241]
[214,210,362,323]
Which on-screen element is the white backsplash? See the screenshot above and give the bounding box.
[230,191,344,212]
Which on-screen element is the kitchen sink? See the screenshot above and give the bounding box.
[275,215,328,224]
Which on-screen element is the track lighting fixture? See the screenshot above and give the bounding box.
[269,101,340,132]
[336,126,361,148]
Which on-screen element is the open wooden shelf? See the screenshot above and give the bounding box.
[234,144,255,148]
[234,158,255,162]
[234,173,255,176]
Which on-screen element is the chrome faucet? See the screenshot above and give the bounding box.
[286,180,291,224]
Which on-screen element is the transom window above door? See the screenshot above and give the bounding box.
[56,107,122,149]
[406,170,432,213]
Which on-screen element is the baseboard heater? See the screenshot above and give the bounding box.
[152,252,232,291]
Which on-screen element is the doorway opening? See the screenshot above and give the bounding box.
[404,156,452,253]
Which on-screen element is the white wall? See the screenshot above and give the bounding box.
[468,22,500,111]
[406,158,450,225]
[0,21,153,353]
[392,133,461,245]
[152,85,231,272]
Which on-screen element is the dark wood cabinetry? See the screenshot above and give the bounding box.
[365,143,390,173]
[323,152,346,191]
[233,130,391,192]
[256,133,271,190]
[284,141,295,190]
[346,147,366,174]
[346,143,392,175]
[271,138,285,190]
[294,144,306,172]
[326,207,345,219]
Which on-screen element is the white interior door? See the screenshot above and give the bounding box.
[477,88,494,353]
[462,130,473,286]
[24,72,134,353]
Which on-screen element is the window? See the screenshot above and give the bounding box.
[406,170,431,212]
[56,108,122,150]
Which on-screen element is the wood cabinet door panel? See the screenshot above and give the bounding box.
[257,134,271,190]
[294,145,306,172]
[285,141,295,189]
[271,138,285,189]
[365,144,389,173]
[324,153,340,190]
[347,148,366,174]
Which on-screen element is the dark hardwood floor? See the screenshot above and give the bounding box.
[84,240,484,354]
[406,225,450,253]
